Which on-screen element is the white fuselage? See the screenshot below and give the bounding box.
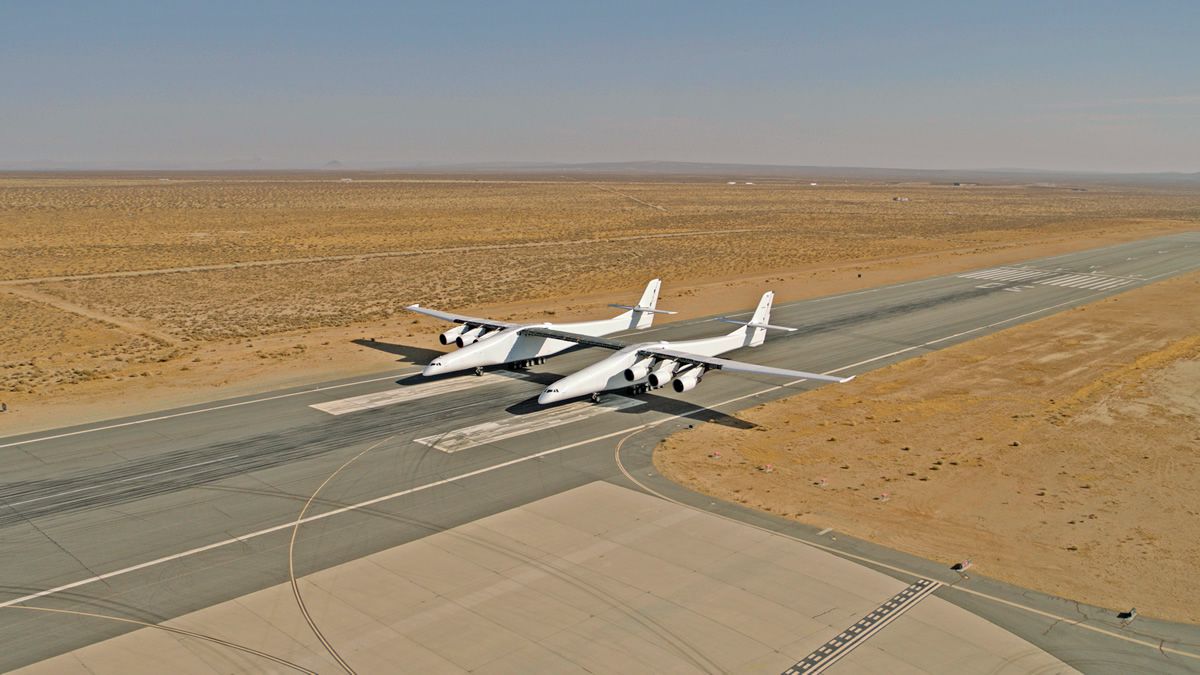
[422,313,636,376]
[538,330,750,404]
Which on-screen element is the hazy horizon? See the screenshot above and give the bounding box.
[3,2,1198,173]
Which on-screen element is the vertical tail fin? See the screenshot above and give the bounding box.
[746,291,773,346]
[717,291,790,346]
[632,278,661,329]
[610,279,672,329]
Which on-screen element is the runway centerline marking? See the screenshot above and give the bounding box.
[309,374,508,415]
[415,396,644,453]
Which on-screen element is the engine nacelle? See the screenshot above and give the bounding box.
[647,360,678,388]
[455,326,486,347]
[672,366,704,393]
[624,357,655,382]
[439,325,467,345]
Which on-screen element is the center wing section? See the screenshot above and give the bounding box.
[639,347,854,384]
[517,327,627,350]
[405,304,519,332]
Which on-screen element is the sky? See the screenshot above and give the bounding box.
[1,1,1197,172]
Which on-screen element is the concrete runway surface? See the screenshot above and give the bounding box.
[1,233,1199,673]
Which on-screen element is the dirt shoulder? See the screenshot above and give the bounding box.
[655,269,1200,623]
[1,224,1192,437]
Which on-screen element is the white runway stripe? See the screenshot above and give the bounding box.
[415,396,644,453]
[958,267,1051,282]
[1043,274,1087,286]
[1036,274,1135,290]
[310,374,507,415]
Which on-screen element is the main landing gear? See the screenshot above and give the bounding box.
[474,366,484,376]
[590,392,601,403]
[505,357,547,371]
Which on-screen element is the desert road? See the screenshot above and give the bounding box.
[2,233,1199,673]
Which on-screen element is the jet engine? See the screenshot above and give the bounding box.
[647,360,679,388]
[672,366,704,393]
[623,356,655,382]
[455,326,486,347]
[439,325,468,345]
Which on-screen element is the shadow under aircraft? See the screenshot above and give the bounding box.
[352,338,445,365]
[503,386,756,431]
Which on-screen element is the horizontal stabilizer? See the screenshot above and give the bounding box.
[609,304,677,315]
[715,317,796,331]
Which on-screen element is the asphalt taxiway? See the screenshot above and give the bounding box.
[2,233,1199,672]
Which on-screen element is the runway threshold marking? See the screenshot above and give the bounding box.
[783,579,942,674]
[6,258,1200,662]
[309,374,508,415]
[414,396,644,453]
[1035,273,1134,290]
[957,267,1054,282]
[960,266,1146,292]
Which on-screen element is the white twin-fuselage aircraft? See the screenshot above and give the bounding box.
[537,290,851,403]
[406,279,673,377]
[408,283,852,404]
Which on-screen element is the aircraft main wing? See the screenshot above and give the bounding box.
[638,347,854,383]
[518,327,627,350]
[405,304,519,331]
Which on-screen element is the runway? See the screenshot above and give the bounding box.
[2,232,1199,672]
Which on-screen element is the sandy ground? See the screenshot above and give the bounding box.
[656,269,1200,623]
[0,222,1194,437]
[1,174,1197,437]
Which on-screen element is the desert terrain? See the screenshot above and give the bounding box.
[657,268,1200,623]
[1,172,1198,439]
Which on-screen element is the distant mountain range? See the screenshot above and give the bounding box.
[1,159,1196,184]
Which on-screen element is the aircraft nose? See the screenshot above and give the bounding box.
[422,361,444,377]
[538,388,562,405]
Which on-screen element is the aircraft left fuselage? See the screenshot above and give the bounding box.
[408,279,671,377]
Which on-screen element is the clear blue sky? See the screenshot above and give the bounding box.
[2,1,1197,171]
